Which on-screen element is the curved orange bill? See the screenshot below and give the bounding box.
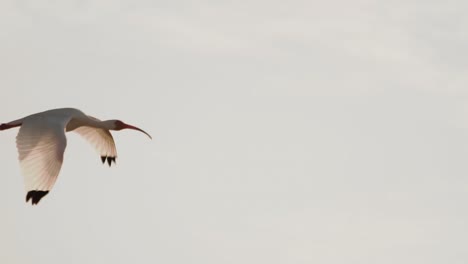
[122,123,152,139]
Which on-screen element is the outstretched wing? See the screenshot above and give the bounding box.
[73,116,117,166]
[16,116,68,205]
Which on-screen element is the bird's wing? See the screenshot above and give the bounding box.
[73,116,118,166]
[16,116,68,205]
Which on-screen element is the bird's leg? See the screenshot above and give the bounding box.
[0,123,21,130]
[0,124,20,130]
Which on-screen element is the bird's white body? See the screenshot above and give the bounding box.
[0,108,151,205]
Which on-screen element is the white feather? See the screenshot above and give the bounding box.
[74,116,118,159]
[16,114,69,192]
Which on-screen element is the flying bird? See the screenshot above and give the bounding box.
[0,108,151,205]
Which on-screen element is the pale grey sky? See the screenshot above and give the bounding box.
[1,1,468,263]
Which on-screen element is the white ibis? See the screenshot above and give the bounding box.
[0,108,151,205]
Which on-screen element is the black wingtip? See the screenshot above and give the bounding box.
[26,190,49,205]
[101,156,116,167]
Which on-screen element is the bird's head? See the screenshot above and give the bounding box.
[113,120,152,139]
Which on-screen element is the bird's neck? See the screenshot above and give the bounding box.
[66,118,115,132]
[94,120,116,130]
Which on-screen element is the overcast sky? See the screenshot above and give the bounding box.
[1,1,468,263]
